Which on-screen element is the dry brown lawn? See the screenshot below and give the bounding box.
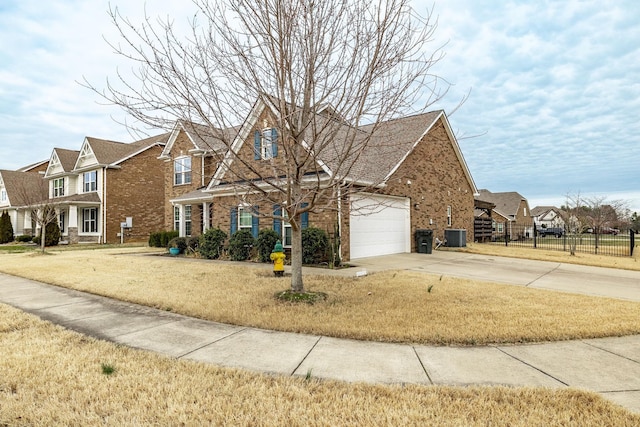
[460,242,640,271]
[2,303,638,426]
[1,247,639,345]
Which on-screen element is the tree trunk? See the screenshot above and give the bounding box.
[290,221,304,293]
[40,220,46,253]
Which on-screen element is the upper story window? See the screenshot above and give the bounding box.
[53,177,65,197]
[174,157,192,185]
[0,189,6,202]
[238,206,253,231]
[83,171,97,192]
[254,128,278,160]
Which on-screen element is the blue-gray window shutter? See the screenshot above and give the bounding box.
[251,206,259,238]
[273,204,282,235]
[254,130,261,160]
[271,128,278,158]
[230,208,237,234]
[301,202,309,229]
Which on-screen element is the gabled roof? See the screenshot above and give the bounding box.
[74,134,169,170]
[476,189,528,218]
[208,97,477,194]
[159,120,236,159]
[45,148,80,177]
[0,170,48,207]
[17,160,48,173]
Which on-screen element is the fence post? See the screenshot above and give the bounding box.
[533,223,537,249]
[631,230,635,257]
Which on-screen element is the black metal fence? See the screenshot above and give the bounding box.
[476,223,636,257]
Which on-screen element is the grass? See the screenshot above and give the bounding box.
[458,242,640,272]
[1,247,639,345]
[1,303,638,425]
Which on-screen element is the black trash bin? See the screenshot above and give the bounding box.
[415,229,433,254]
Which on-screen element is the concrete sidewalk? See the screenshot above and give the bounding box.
[0,268,639,414]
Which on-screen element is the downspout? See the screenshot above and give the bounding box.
[102,168,107,244]
[337,185,343,261]
[201,154,205,187]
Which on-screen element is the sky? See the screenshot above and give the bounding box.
[1,0,639,212]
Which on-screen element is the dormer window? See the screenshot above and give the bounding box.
[83,171,97,192]
[254,128,278,160]
[53,178,65,197]
[0,189,6,202]
[174,157,192,185]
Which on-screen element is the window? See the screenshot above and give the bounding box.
[82,208,98,233]
[83,171,97,192]
[254,128,278,160]
[497,222,504,233]
[273,204,308,247]
[447,206,452,227]
[238,206,253,231]
[53,178,65,197]
[0,189,6,202]
[174,157,192,185]
[524,208,527,217]
[59,210,66,233]
[174,206,180,232]
[185,205,192,236]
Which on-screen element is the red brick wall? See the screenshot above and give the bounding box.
[104,145,165,243]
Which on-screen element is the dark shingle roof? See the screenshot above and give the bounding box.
[85,133,169,166]
[476,189,527,218]
[0,170,48,207]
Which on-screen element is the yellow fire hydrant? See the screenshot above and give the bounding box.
[270,240,286,277]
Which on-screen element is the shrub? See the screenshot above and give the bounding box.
[32,236,41,245]
[186,236,199,253]
[161,230,179,247]
[302,227,328,265]
[148,232,162,247]
[149,231,179,248]
[16,235,32,243]
[199,227,227,259]
[256,229,280,262]
[168,237,188,254]
[228,230,255,261]
[44,221,61,247]
[0,211,13,244]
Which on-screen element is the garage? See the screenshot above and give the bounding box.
[349,194,411,259]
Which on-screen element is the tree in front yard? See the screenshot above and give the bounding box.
[0,211,14,244]
[88,0,450,293]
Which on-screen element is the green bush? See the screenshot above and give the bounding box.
[32,236,41,246]
[148,230,179,248]
[44,222,61,247]
[168,237,188,254]
[228,230,255,261]
[302,227,328,265]
[148,232,161,247]
[0,211,13,244]
[16,235,32,243]
[199,227,227,259]
[187,236,199,253]
[161,231,179,247]
[256,229,280,262]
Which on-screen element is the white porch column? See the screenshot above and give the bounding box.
[202,202,210,233]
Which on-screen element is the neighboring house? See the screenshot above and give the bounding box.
[43,134,169,244]
[531,206,566,229]
[168,98,478,260]
[475,189,532,238]
[0,169,48,236]
[158,120,235,238]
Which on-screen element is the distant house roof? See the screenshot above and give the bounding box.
[17,160,49,173]
[531,206,566,221]
[476,189,527,219]
[0,170,48,207]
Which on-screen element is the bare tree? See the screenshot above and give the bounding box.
[564,193,628,255]
[87,0,449,292]
[10,173,59,253]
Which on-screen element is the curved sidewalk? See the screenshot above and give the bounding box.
[1,265,639,414]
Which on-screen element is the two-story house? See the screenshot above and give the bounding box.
[44,134,169,244]
[475,189,533,239]
[0,169,48,237]
[531,206,566,230]
[167,98,478,260]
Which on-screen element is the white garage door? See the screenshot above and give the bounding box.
[349,194,411,259]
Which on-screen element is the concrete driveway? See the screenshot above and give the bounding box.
[347,251,640,302]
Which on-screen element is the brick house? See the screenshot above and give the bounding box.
[168,98,478,260]
[42,134,169,244]
[0,169,49,236]
[475,189,533,239]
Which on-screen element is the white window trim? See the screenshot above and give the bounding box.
[0,189,6,202]
[238,205,253,231]
[261,128,273,160]
[83,171,97,193]
[81,207,99,234]
[185,205,192,237]
[174,156,192,185]
[174,206,180,232]
[53,177,65,197]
